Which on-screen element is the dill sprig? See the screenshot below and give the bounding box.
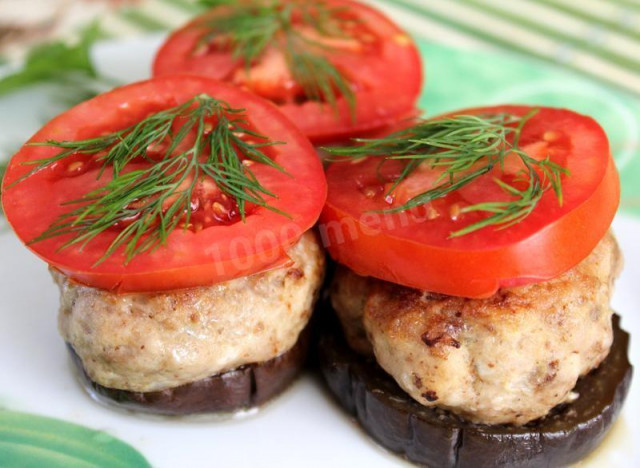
[15,94,288,264]
[325,110,568,237]
[199,0,356,116]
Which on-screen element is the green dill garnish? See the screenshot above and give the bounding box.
[325,110,568,237]
[198,0,356,116]
[15,94,288,264]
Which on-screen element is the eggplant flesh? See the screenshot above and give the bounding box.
[318,310,632,467]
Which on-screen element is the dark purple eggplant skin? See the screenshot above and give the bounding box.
[68,328,309,415]
[318,311,633,467]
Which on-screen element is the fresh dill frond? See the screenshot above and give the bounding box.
[16,94,288,264]
[325,110,569,237]
[285,44,356,118]
[200,0,356,116]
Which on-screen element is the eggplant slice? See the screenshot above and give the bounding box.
[318,309,632,467]
[68,328,310,415]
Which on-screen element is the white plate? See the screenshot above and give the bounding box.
[0,36,638,467]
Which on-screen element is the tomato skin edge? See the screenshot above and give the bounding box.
[319,154,619,298]
[48,251,294,293]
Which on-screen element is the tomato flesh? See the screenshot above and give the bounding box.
[2,76,327,292]
[321,106,620,298]
[152,0,423,143]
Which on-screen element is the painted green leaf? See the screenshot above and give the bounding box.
[0,157,8,216]
[0,159,6,183]
[0,24,99,97]
[0,410,151,468]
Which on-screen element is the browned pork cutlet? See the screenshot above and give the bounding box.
[331,232,622,425]
[57,231,325,393]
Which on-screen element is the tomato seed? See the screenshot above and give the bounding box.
[449,203,462,221]
[212,202,227,215]
[363,187,378,198]
[543,131,560,142]
[67,161,83,172]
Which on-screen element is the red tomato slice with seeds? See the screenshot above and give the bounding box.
[2,76,327,292]
[152,0,422,143]
[321,106,620,298]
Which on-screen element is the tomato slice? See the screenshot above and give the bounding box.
[2,76,327,292]
[321,106,620,298]
[152,0,422,143]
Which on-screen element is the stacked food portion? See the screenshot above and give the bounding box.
[2,76,327,414]
[318,106,632,466]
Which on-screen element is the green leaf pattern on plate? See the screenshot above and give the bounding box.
[0,410,151,468]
